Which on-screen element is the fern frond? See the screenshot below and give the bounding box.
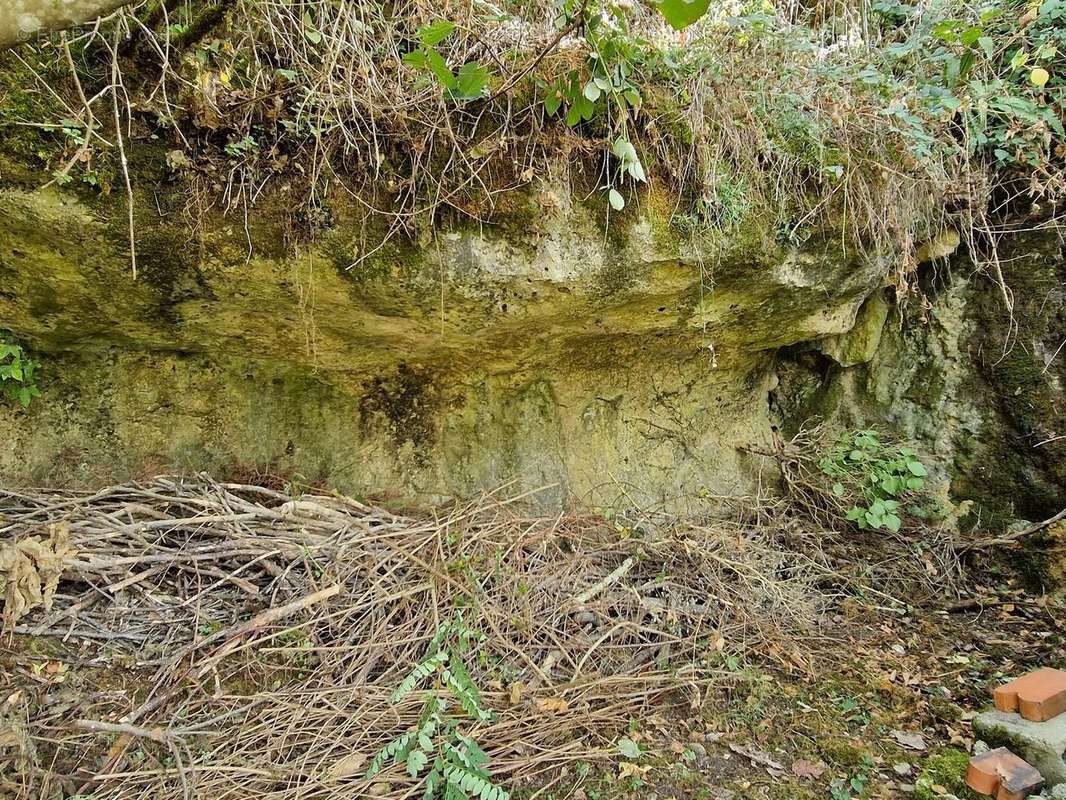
[391,649,448,703]
[444,764,509,800]
[366,730,416,778]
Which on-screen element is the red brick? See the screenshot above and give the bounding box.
[993,668,1066,722]
[966,748,1044,800]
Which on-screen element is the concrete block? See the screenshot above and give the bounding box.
[974,709,1066,787]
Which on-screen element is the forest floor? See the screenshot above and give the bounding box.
[1,476,1062,800]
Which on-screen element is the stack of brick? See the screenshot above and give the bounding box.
[966,668,1066,800]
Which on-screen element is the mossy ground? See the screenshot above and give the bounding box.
[507,572,1062,800]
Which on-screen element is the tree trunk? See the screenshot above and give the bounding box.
[1,0,134,48]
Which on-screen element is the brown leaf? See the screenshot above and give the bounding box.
[791,759,828,779]
[534,697,569,714]
[508,682,523,706]
[328,752,367,779]
[618,762,651,780]
[891,730,927,751]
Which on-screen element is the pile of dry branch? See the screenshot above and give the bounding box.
[1,474,899,799]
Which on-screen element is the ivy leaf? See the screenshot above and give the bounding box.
[655,0,712,30]
[608,188,625,210]
[417,20,456,46]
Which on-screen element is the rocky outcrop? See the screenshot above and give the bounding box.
[773,228,1065,523]
[0,182,886,509]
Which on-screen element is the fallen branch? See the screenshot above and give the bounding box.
[73,719,174,744]
[957,507,1066,551]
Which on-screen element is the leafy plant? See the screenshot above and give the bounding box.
[540,2,648,208]
[403,21,492,101]
[655,0,713,30]
[367,614,507,800]
[830,754,875,799]
[818,430,928,532]
[0,334,40,407]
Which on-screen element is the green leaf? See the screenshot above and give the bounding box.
[302,11,322,44]
[978,36,995,58]
[583,81,601,102]
[616,737,642,759]
[418,20,456,46]
[543,88,562,115]
[883,513,902,533]
[404,50,429,70]
[612,137,638,163]
[452,62,490,100]
[565,103,583,126]
[906,461,927,477]
[407,748,429,777]
[655,0,712,30]
[906,477,924,491]
[608,188,625,210]
[832,482,845,496]
[425,48,458,91]
[960,25,983,47]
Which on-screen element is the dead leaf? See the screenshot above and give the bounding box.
[508,682,523,706]
[328,752,367,779]
[791,759,827,779]
[891,730,927,751]
[618,762,651,780]
[534,697,569,714]
[0,522,74,625]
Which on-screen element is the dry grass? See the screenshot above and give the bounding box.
[0,473,900,800]
[10,0,986,261]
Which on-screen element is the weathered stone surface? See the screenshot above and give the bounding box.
[0,184,884,508]
[775,228,1066,524]
[973,709,1066,786]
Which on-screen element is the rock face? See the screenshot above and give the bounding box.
[0,184,883,509]
[774,227,1065,523]
[0,179,1062,516]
